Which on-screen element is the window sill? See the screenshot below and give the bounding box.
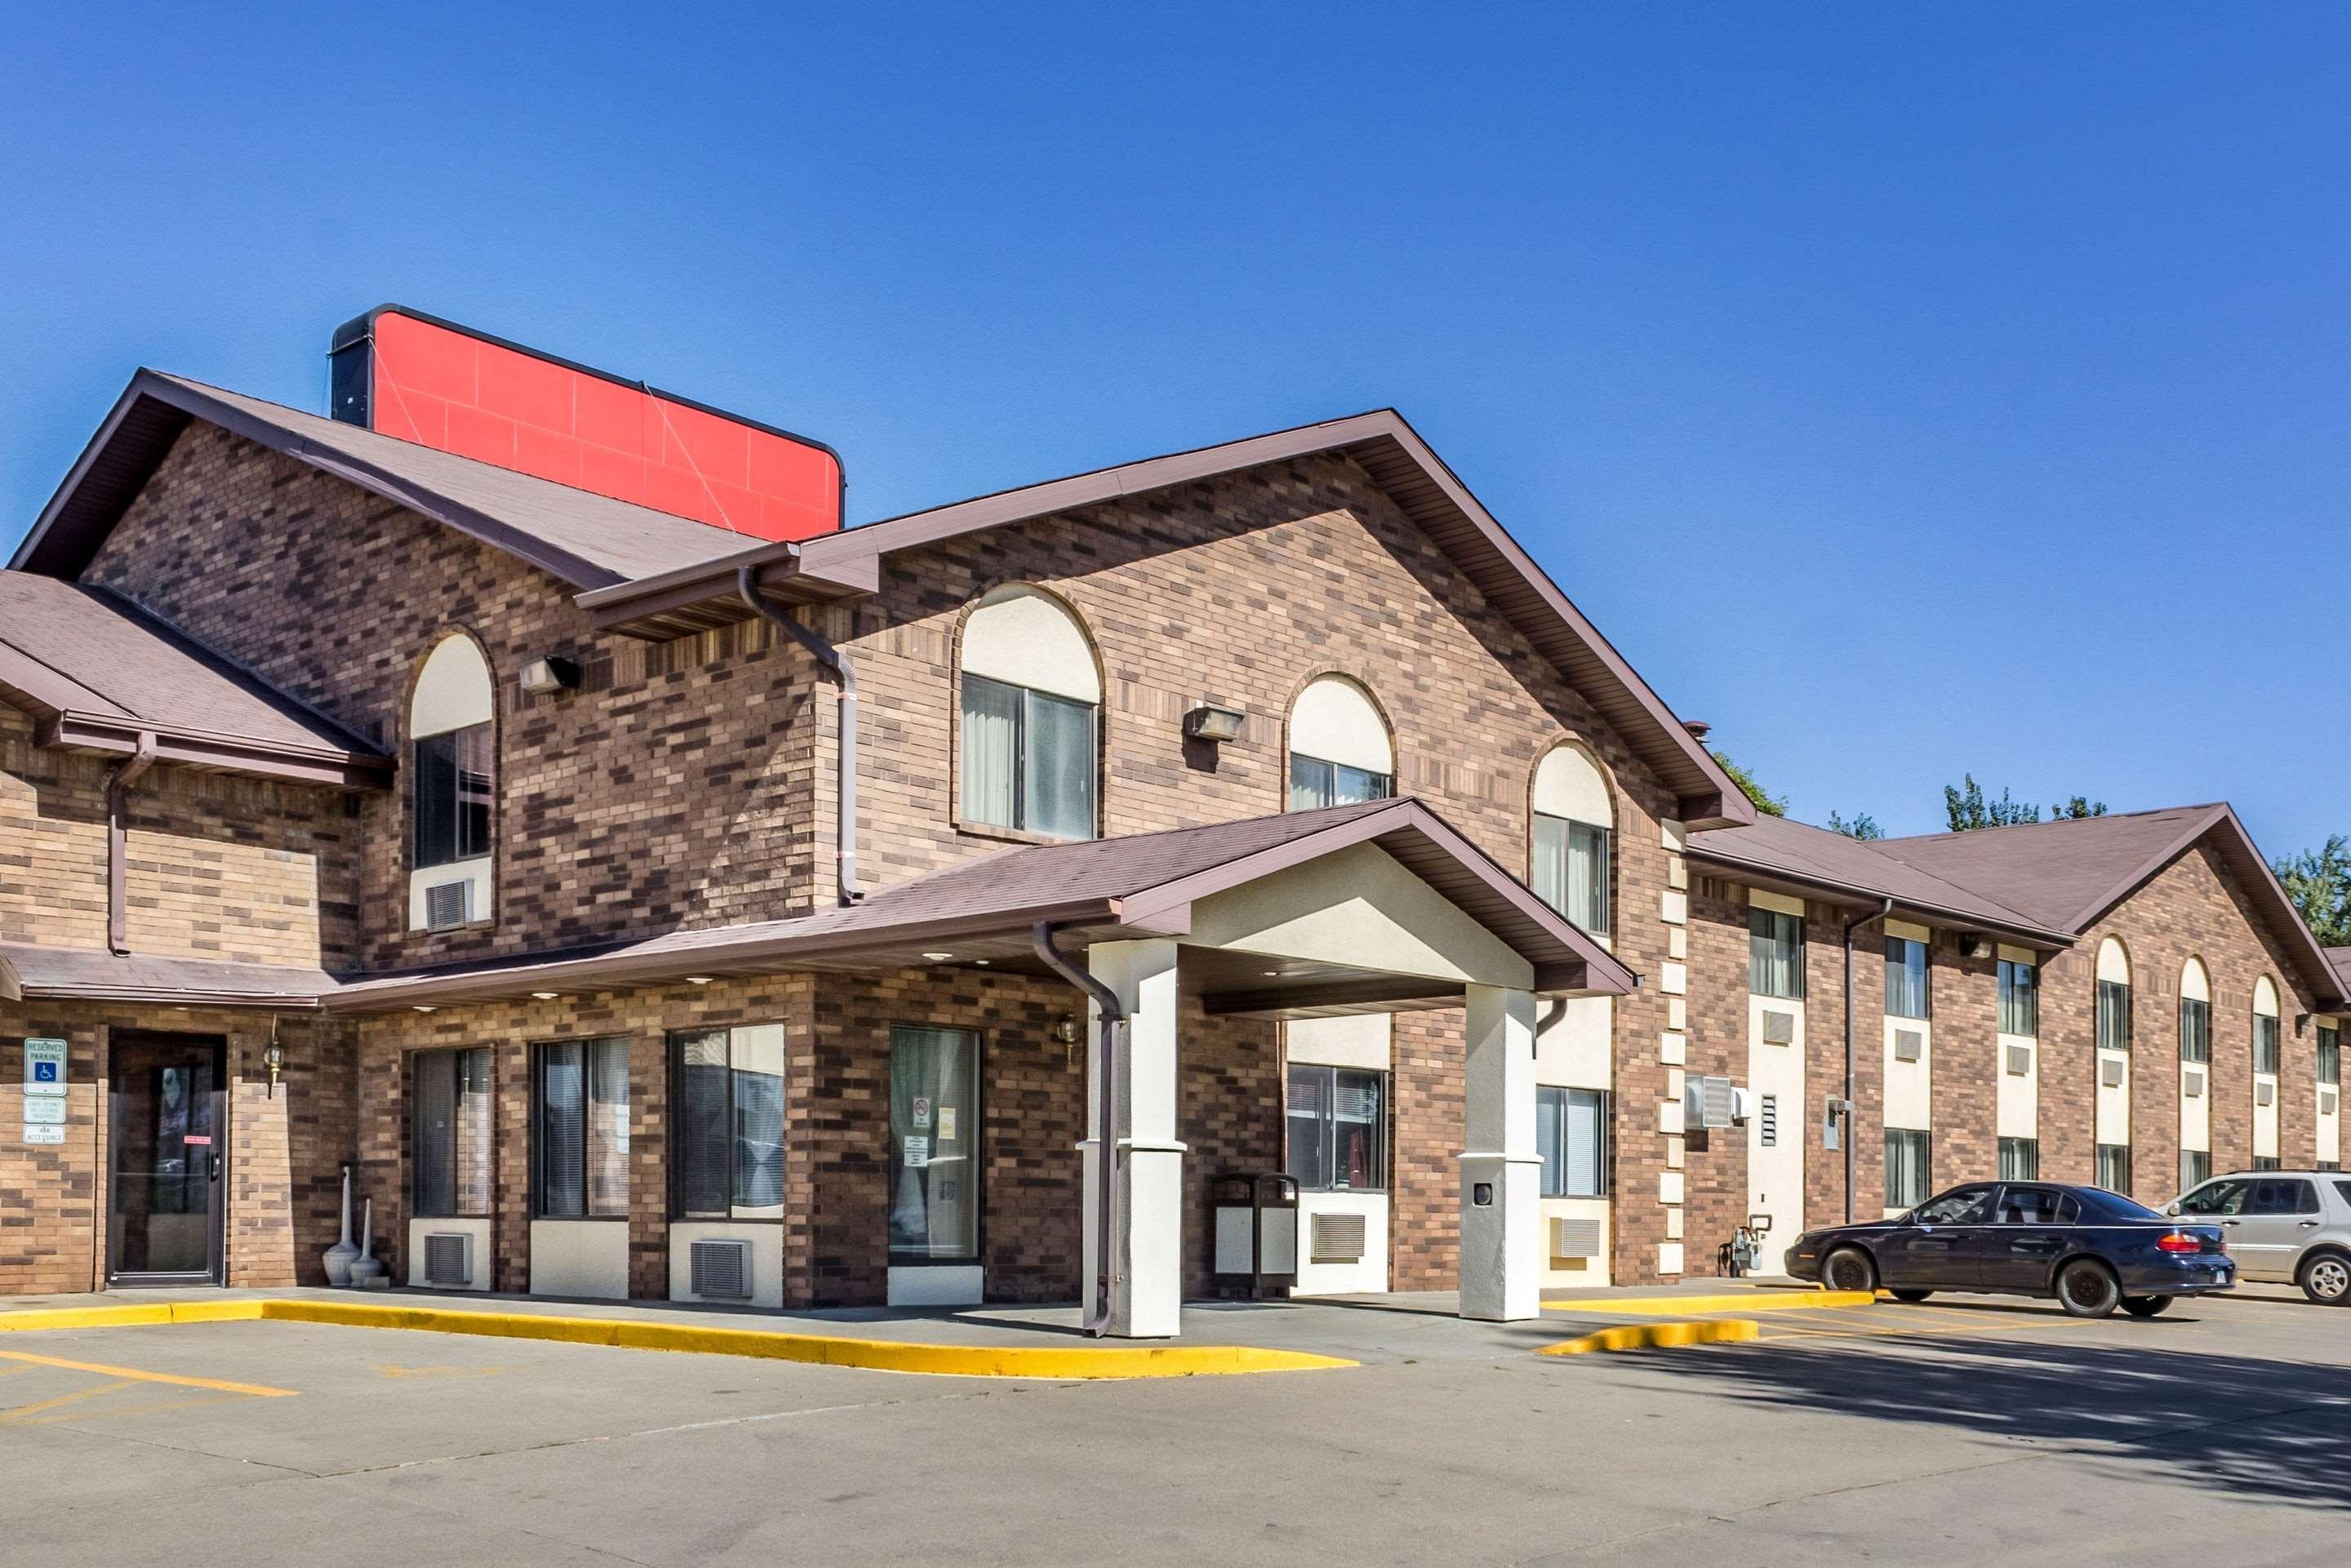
[406,917,496,938]
[953,821,1095,849]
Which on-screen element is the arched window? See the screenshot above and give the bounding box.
[2254,976,2281,1076]
[1531,744,1612,935]
[2179,958,2211,1064]
[2095,939,2131,1052]
[409,633,496,929]
[1287,676,1393,811]
[958,586,1099,840]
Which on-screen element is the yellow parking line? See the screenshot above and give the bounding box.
[0,1349,296,1397]
[0,1379,136,1422]
[1544,1290,1874,1317]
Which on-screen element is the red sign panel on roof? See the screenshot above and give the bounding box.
[330,308,841,543]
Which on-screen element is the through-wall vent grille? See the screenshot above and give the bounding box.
[690,1239,753,1300]
[422,1231,473,1287]
[1761,1011,1796,1046]
[1893,1030,1923,1064]
[2006,1044,2032,1077]
[1549,1216,1602,1259]
[1309,1212,1367,1264]
[2100,1057,2126,1088]
[424,880,472,931]
[2184,1068,2206,1099]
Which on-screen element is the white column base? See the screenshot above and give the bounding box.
[1080,1137,1189,1338]
[1458,1153,1541,1321]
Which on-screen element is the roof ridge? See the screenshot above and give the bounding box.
[1876,802,2225,848]
[1695,814,2059,935]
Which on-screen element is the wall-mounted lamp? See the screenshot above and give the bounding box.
[1053,1015,1081,1046]
[1955,933,1992,961]
[1182,704,1245,744]
[263,1042,286,1099]
[2295,1012,2312,1036]
[520,655,580,697]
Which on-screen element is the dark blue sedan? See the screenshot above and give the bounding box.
[1785,1180,2234,1317]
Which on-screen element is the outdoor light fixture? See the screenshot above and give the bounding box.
[519,655,580,696]
[922,952,954,962]
[263,1041,286,1099]
[687,976,714,985]
[532,992,559,1001]
[1183,704,1246,744]
[1054,1015,1080,1045]
[414,1005,436,1014]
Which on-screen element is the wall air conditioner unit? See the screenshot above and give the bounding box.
[1684,1074,1735,1131]
[2006,1045,2032,1077]
[2256,1081,2276,1108]
[422,1231,473,1287]
[690,1239,753,1301]
[2100,1058,2126,1089]
[424,880,473,932]
[2184,1068,2206,1099]
[1309,1212,1367,1265]
[1549,1216,1602,1260]
[1761,1010,1796,1046]
[1894,1030,1923,1064]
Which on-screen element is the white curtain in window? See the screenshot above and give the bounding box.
[959,675,1020,829]
[587,1039,630,1216]
[1531,815,1567,915]
[1564,1089,1603,1197]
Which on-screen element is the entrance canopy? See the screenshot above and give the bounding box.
[325,798,1638,1014]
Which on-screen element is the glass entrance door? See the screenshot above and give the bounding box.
[109,1035,227,1284]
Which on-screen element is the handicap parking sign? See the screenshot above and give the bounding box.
[23,1039,66,1098]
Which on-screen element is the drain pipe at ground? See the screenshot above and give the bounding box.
[738,565,862,906]
[1840,897,1892,1222]
[105,731,159,955]
[1033,920,1122,1337]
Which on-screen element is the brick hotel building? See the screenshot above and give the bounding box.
[2,308,2342,1326]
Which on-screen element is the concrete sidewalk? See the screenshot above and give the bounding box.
[0,1277,1847,1367]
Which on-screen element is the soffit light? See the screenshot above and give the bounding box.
[922,952,954,962]
[531,992,559,1001]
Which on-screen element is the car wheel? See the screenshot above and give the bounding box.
[2119,1295,2172,1318]
[2056,1258,2122,1318]
[1822,1246,1877,1294]
[2300,1250,2351,1306]
[1889,1289,1932,1303]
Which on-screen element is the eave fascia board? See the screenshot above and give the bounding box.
[40,711,394,789]
[1684,845,2072,948]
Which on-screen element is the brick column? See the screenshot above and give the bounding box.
[1655,819,1691,1277]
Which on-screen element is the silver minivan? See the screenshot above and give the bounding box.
[2167,1171,2351,1304]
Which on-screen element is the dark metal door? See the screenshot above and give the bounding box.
[108,1035,227,1286]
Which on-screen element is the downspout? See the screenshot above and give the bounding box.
[105,731,159,955]
[1840,897,1892,1222]
[1033,920,1122,1338]
[738,565,863,906]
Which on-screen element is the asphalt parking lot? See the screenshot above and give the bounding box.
[3,1288,2345,1567]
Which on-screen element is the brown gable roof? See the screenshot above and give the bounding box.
[1686,813,2063,941]
[16,378,1744,825]
[1694,803,2349,1006]
[9,371,761,589]
[578,409,1752,828]
[323,797,1639,1012]
[0,570,389,786]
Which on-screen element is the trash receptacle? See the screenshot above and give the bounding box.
[1207,1170,1298,1299]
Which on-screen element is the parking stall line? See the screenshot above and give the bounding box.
[0,1379,136,1423]
[0,1349,298,1398]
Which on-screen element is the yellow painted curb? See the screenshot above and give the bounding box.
[0,1299,1354,1380]
[1538,1318,1762,1356]
[1543,1290,1873,1317]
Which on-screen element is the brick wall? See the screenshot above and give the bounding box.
[0,1001,353,1295]
[1,704,358,967]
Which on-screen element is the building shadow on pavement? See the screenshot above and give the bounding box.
[1629,1323,2351,1512]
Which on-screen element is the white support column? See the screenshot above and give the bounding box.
[1079,939,1187,1338]
[1460,982,1540,1321]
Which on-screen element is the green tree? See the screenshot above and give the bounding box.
[1711,748,1785,818]
[1827,810,1883,841]
[1941,776,2108,832]
[2274,835,2351,946]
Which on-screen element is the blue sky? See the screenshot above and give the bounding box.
[3,5,2344,855]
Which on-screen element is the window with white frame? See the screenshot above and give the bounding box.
[1998,957,2038,1037]
[2095,1144,2131,1194]
[669,1024,786,1219]
[1286,1065,1386,1192]
[407,635,497,928]
[2254,979,2282,1075]
[958,586,1100,840]
[1885,1129,1931,1209]
[412,1046,493,1218]
[1884,935,1929,1019]
[1287,676,1393,811]
[1749,907,1804,999]
[534,1038,630,1219]
[1537,1086,1610,1197]
[1998,1136,2039,1181]
[1530,746,1611,936]
[2097,979,2131,1053]
[2180,997,2211,1064]
[2321,1023,2340,1086]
